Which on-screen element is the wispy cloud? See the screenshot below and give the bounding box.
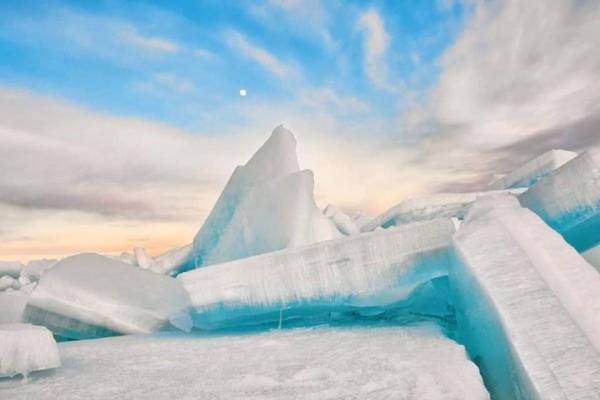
[225,30,299,79]
[117,25,180,53]
[358,8,396,91]
[400,0,600,189]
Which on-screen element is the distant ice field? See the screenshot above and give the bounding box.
[0,325,488,400]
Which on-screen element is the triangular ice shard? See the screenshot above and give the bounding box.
[187,126,339,269]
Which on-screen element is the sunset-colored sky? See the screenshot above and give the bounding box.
[1,0,600,261]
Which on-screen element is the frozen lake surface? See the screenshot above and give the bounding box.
[0,325,488,400]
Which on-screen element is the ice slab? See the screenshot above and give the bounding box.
[450,195,600,399]
[489,149,577,190]
[0,291,29,323]
[188,126,339,270]
[0,261,23,278]
[519,149,600,252]
[0,325,488,400]
[362,189,525,232]
[179,219,455,330]
[23,253,192,339]
[0,323,60,378]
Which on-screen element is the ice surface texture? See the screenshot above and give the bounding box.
[0,323,60,378]
[187,125,339,270]
[24,253,192,339]
[489,149,577,190]
[450,195,600,399]
[179,218,455,330]
[520,149,600,252]
[0,292,28,323]
[362,188,525,232]
[0,326,488,400]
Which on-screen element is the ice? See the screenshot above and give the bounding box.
[21,258,59,282]
[489,149,577,190]
[179,218,455,330]
[0,275,18,291]
[150,243,192,275]
[133,247,153,270]
[0,325,488,400]
[323,204,360,235]
[116,251,136,265]
[582,244,600,273]
[23,253,192,339]
[0,291,29,323]
[0,261,23,278]
[362,189,525,232]
[188,126,339,270]
[0,323,60,378]
[450,195,600,399]
[519,148,600,252]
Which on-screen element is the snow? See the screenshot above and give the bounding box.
[0,261,23,278]
[0,291,29,323]
[23,253,192,339]
[519,148,600,251]
[0,325,489,399]
[489,149,577,190]
[324,205,360,235]
[0,323,60,378]
[179,218,455,329]
[450,195,600,399]
[362,189,525,232]
[189,126,339,269]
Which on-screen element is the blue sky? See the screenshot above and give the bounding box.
[1,0,599,261]
[0,0,466,131]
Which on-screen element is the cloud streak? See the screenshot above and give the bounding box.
[225,30,299,79]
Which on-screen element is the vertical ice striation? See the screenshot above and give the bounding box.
[519,148,600,251]
[450,195,600,399]
[187,125,339,269]
[489,149,577,190]
[179,218,455,330]
[24,253,192,339]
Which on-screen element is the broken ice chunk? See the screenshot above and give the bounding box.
[519,148,600,251]
[187,126,339,270]
[450,195,600,399]
[179,218,455,329]
[0,323,60,378]
[489,149,577,190]
[24,253,192,339]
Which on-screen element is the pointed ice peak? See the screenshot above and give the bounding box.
[244,125,300,180]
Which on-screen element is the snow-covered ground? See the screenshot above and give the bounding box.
[0,325,488,400]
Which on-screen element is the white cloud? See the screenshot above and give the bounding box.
[358,8,395,91]
[400,0,600,188]
[225,30,300,79]
[117,25,180,53]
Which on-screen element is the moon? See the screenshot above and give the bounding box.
[239,89,247,97]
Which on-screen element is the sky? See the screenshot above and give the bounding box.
[1,0,599,261]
